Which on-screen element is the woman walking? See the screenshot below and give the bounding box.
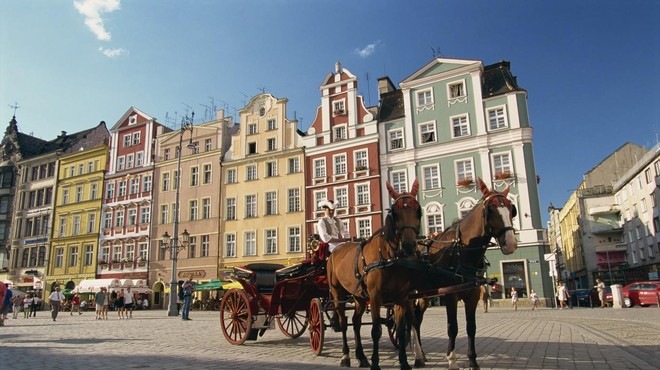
[511,287,518,311]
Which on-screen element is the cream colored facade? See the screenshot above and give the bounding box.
[47,143,109,293]
[558,188,584,280]
[222,93,305,268]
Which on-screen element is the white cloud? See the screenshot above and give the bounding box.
[354,40,381,58]
[74,0,121,41]
[99,47,128,58]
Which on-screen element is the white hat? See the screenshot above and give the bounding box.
[318,200,336,210]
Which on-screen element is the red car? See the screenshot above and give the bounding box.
[608,281,660,307]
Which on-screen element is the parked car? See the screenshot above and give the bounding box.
[571,288,599,307]
[620,281,660,307]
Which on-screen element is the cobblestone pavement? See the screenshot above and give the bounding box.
[1,305,658,370]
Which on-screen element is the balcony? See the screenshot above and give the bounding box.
[588,205,620,216]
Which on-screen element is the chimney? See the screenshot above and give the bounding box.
[378,76,396,96]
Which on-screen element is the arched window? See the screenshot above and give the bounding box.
[457,198,477,219]
[425,202,445,237]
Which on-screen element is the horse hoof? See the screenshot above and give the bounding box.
[340,359,351,367]
[358,359,370,368]
[414,359,425,368]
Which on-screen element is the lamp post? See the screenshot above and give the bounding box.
[161,112,195,317]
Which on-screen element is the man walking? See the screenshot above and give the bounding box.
[181,276,195,321]
[48,286,65,322]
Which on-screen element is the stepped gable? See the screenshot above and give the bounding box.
[482,60,526,97]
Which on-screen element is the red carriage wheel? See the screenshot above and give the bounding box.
[308,298,325,356]
[277,310,308,339]
[386,306,399,349]
[220,288,252,345]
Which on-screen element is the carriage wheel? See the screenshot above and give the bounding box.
[386,306,399,349]
[277,310,308,339]
[220,288,252,345]
[308,298,325,356]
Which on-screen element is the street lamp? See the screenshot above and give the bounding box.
[161,112,196,317]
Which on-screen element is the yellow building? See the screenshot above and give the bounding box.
[46,123,109,295]
[558,187,585,284]
[221,93,306,268]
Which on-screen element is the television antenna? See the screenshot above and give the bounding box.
[9,102,20,116]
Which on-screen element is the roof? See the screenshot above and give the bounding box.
[482,61,526,97]
[377,90,405,122]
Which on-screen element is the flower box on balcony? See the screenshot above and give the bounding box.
[334,109,345,115]
[495,171,512,180]
[457,178,474,187]
[355,165,368,172]
[98,260,108,265]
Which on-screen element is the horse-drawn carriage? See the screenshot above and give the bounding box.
[219,178,519,370]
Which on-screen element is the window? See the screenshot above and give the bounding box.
[126,154,134,169]
[334,154,347,175]
[62,189,69,205]
[266,161,277,177]
[488,106,507,130]
[423,165,440,190]
[456,159,475,183]
[357,218,372,239]
[200,198,211,219]
[493,153,512,178]
[245,195,257,218]
[173,170,179,190]
[267,138,277,151]
[69,166,74,177]
[448,81,465,98]
[226,168,237,184]
[314,158,326,178]
[48,162,55,177]
[126,244,135,262]
[123,135,131,147]
[38,246,46,266]
[55,248,64,268]
[388,129,404,150]
[128,114,137,125]
[451,114,470,138]
[288,157,300,174]
[356,183,370,205]
[58,218,66,237]
[333,100,346,115]
[140,206,150,224]
[72,216,81,235]
[288,226,301,253]
[76,186,83,202]
[265,191,277,215]
[130,178,139,194]
[419,121,436,143]
[244,231,256,256]
[118,181,126,197]
[113,244,122,262]
[355,150,368,171]
[390,171,408,194]
[191,141,200,154]
[90,183,98,200]
[189,200,198,221]
[247,123,258,135]
[115,210,124,227]
[164,148,170,160]
[190,166,199,186]
[645,168,653,183]
[131,132,140,145]
[160,205,169,224]
[247,142,257,155]
[162,173,170,191]
[246,165,257,181]
[127,209,137,226]
[334,125,346,141]
[225,234,236,258]
[117,156,125,170]
[335,187,348,209]
[103,212,112,229]
[87,161,95,173]
[87,213,96,233]
[287,188,300,212]
[138,242,148,260]
[203,164,212,184]
[226,198,236,220]
[265,229,277,254]
[267,119,277,131]
[416,88,433,107]
[142,175,152,192]
[426,203,444,235]
[69,246,78,267]
[188,236,196,258]
[201,235,209,257]
[31,167,39,181]
[45,188,53,205]
[314,190,327,211]
[106,183,115,199]
[22,249,29,267]
[205,138,212,152]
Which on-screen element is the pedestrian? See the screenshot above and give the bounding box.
[511,287,518,311]
[480,285,490,313]
[48,286,65,322]
[181,276,195,321]
[30,295,40,317]
[102,288,109,319]
[0,283,11,324]
[12,294,21,319]
[95,288,106,320]
[0,281,5,327]
[124,287,136,319]
[23,294,32,318]
[70,293,81,315]
[530,289,539,310]
[557,282,569,309]
[594,278,606,308]
[116,289,125,319]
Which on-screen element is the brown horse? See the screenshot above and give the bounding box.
[327,179,424,370]
[414,177,518,370]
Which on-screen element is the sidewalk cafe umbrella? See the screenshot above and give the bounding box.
[195,279,223,291]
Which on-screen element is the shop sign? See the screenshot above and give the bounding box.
[178,270,206,279]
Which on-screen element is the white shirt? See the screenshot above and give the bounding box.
[317,215,350,252]
[49,291,64,302]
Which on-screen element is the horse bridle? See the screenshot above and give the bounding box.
[481,193,516,252]
[389,194,422,237]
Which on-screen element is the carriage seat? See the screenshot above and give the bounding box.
[244,263,284,293]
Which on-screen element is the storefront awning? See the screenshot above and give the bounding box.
[195,279,223,291]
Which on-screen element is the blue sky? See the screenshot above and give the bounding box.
[1,1,659,224]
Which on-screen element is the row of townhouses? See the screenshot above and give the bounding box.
[548,143,660,291]
[0,57,550,308]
